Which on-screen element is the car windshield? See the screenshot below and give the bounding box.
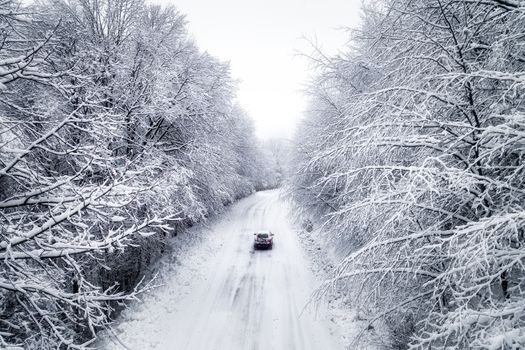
[257,233,269,239]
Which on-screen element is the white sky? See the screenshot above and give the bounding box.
[153,0,363,139]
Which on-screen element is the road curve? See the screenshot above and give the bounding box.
[104,190,342,350]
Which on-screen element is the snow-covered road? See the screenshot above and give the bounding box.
[103,190,342,350]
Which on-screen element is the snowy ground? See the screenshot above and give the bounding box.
[294,221,380,350]
[101,189,344,350]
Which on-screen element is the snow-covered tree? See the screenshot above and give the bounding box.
[292,0,525,348]
[0,0,272,347]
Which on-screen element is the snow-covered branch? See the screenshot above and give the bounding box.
[291,0,525,347]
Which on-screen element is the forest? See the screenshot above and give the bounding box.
[1,0,525,349]
[290,0,525,348]
[0,0,279,348]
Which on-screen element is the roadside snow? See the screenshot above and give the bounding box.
[99,203,228,349]
[292,216,381,350]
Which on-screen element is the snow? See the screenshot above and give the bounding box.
[294,217,380,350]
[100,190,344,350]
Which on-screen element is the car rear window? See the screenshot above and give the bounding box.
[257,233,269,238]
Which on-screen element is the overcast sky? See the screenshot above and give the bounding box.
[153,0,363,139]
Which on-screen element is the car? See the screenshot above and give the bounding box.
[253,231,274,250]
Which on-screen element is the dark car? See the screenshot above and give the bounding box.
[253,231,274,250]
